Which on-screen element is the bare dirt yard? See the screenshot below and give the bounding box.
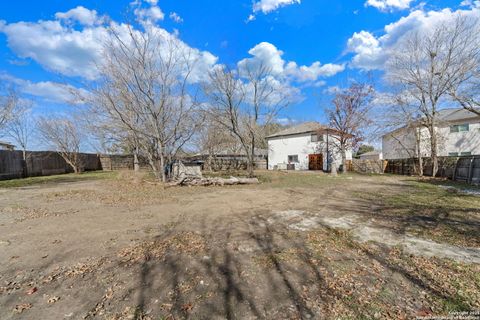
[0,171,479,319]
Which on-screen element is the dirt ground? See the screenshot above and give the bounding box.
[0,171,479,319]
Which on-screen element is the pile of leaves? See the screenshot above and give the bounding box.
[118,232,207,264]
[3,206,72,222]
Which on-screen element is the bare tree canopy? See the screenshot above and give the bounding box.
[7,100,34,160]
[385,15,480,176]
[86,24,203,181]
[0,88,19,132]
[203,63,291,177]
[37,116,84,173]
[326,82,374,172]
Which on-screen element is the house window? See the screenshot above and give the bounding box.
[450,124,469,133]
[311,134,323,142]
[448,152,459,157]
[460,152,472,156]
[288,155,299,163]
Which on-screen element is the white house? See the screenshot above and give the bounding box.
[382,108,480,159]
[359,151,383,160]
[266,122,353,171]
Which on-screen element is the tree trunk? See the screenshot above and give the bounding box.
[160,154,166,183]
[331,161,337,176]
[429,126,439,177]
[340,146,347,174]
[415,128,424,177]
[248,141,255,178]
[22,149,27,178]
[418,157,424,177]
[133,146,140,172]
[246,156,254,178]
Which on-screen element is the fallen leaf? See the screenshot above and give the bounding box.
[48,296,60,304]
[26,287,38,295]
[13,303,32,313]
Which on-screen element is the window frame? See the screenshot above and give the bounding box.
[450,124,470,133]
[288,155,299,163]
[311,133,323,143]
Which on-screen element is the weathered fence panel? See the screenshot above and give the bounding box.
[0,151,24,180]
[0,151,102,181]
[352,159,387,174]
[385,156,480,185]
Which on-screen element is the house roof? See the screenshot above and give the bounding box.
[382,107,480,138]
[437,108,480,122]
[0,141,15,147]
[359,151,382,157]
[192,148,268,157]
[266,122,330,139]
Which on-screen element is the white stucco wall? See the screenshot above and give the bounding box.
[267,132,352,171]
[382,119,480,159]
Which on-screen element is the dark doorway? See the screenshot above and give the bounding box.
[308,154,323,171]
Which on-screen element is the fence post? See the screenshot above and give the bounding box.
[467,156,475,185]
[452,157,459,181]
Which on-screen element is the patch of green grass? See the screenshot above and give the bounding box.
[203,170,357,189]
[354,178,480,247]
[0,171,118,189]
[256,171,356,189]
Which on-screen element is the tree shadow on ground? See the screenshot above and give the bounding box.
[105,210,476,320]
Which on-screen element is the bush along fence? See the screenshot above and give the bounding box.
[384,156,480,185]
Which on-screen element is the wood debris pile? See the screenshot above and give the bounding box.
[168,176,259,187]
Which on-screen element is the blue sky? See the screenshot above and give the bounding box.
[0,0,476,146]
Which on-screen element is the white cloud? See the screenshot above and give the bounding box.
[0,19,106,80]
[0,7,217,82]
[253,0,301,14]
[135,6,164,23]
[169,12,183,23]
[347,6,480,70]
[460,0,480,8]
[55,6,104,26]
[365,0,414,11]
[347,31,384,70]
[0,73,86,104]
[238,42,344,84]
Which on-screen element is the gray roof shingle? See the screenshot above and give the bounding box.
[266,122,329,139]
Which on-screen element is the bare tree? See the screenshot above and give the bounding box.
[0,88,18,132]
[204,64,289,177]
[37,116,83,173]
[447,19,480,116]
[196,118,240,170]
[88,25,202,182]
[7,101,34,161]
[325,82,374,173]
[386,16,480,176]
[381,94,426,176]
[449,78,480,116]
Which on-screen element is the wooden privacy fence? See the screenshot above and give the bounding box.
[0,150,102,180]
[385,156,480,185]
[351,159,387,174]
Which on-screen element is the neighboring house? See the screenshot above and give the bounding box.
[359,151,383,160]
[0,141,15,151]
[188,148,268,170]
[266,122,353,171]
[382,108,480,159]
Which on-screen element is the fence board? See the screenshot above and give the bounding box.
[0,151,102,181]
[385,156,480,186]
